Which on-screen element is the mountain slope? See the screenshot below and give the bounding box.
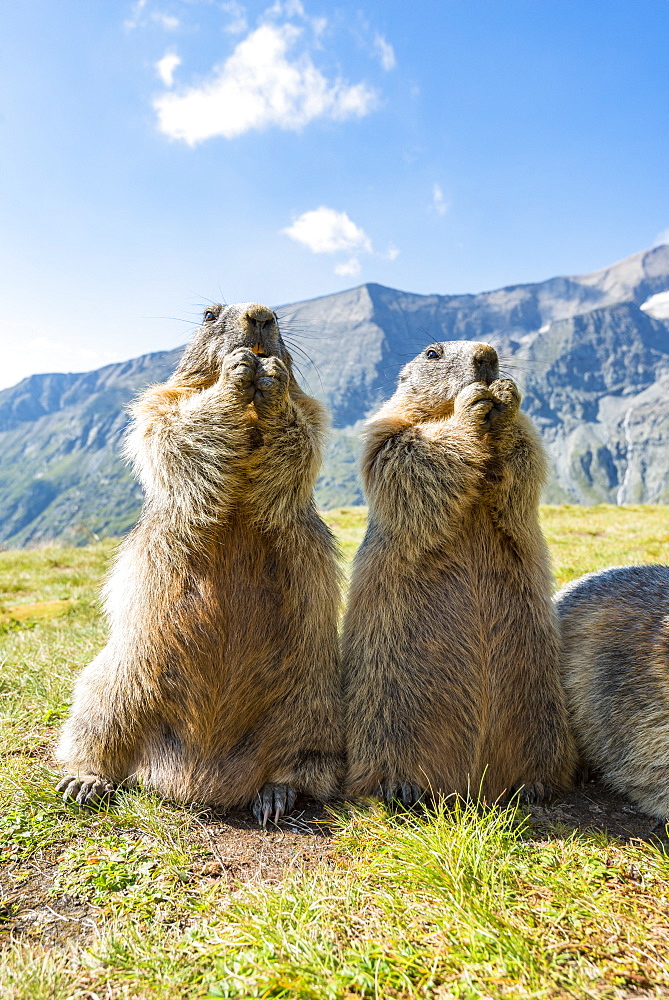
[1,246,669,546]
[0,351,180,545]
[520,302,669,503]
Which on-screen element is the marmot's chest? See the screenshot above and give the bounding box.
[202,524,288,623]
[435,512,523,572]
[402,521,530,615]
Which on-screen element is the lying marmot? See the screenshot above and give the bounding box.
[343,340,575,805]
[556,564,669,820]
[56,303,342,823]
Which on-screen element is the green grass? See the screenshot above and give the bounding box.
[540,504,669,588]
[2,506,669,998]
[323,507,368,568]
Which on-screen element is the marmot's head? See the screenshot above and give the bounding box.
[175,303,292,388]
[397,340,499,414]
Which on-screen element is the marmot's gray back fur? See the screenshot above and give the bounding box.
[56,303,342,823]
[343,340,575,806]
[556,564,669,819]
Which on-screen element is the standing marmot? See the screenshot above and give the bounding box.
[56,303,342,823]
[555,564,669,820]
[343,341,575,805]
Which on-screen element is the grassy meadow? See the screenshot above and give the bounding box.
[1,504,669,998]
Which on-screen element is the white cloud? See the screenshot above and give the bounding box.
[283,206,372,254]
[152,12,180,31]
[310,16,327,39]
[153,22,377,144]
[221,0,248,34]
[156,52,181,87]
[654,227,669,246]
[264,0,325,37]
[431,183,448,216]
[335,257,361,277]
[266,0,306,19]
[373,33,396,71]
[283,206,386,278]
[124,1,178,32]
[124,0,148,30]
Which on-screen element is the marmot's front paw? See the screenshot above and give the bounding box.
[219,348,258,404]
[57,774,115,809]
[378,779,426,808]
[487,378,521,430]
[251,782,297,826]
[253,357,290,416]
[453,381,495,432]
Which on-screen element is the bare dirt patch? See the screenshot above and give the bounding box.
[188,799,335,885]
[0,799,334,949]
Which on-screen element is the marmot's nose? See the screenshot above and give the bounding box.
[473,344,499,383]
[473,344,498,366]
[243,305,277,356]
[244,305,275,332]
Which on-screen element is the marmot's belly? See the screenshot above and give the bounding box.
[146,537,333,765]
[390,558,543,671]
[375,559,552,796]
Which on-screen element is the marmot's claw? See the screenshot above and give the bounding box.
[251,783,297,826]
[513,781,551,805]
[489,377,520,405]
[221,347,257,371]
[57,775,115,809]
[379,779,426,808]
[400,781,423,806]
[258,356,289,381]
[453,382,495,429]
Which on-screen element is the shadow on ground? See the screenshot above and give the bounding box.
[525,780,668,845]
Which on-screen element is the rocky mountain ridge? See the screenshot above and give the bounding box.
[1,244,668,546]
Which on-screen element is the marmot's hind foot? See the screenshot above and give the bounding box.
[512,781,552,805]
[251,783,297,826]
[379,780,427,808]
[57,775,115,809]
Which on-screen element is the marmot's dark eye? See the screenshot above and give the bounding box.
[203,310,216,322]
[426,349,440,359]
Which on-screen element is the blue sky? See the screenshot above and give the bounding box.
[1,0,668,389]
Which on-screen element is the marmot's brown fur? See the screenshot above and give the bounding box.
[56,303,342,823]
[342,340,575,806]
[556,565,669,820]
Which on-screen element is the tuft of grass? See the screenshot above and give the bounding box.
[0,788,82,862]
[5,801,667,998]
[0,541,116,607]
[54,831,191,914]
[0,945,77,1000]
